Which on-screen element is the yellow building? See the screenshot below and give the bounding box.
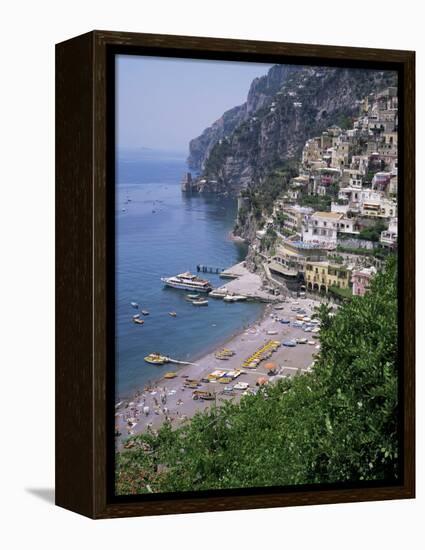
[304,261,351,293]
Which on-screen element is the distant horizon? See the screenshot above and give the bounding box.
[117,145,188,155]
[116,55,272,152]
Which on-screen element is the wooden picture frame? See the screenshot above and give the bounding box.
[56,30,415,519]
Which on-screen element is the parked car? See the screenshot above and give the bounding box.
[283,340,297,347]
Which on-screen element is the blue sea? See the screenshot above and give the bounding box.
[116,149,264,399]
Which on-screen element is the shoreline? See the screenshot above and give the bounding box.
[116,299,267,403]
[228,230,247,243]
[115,295,321,449]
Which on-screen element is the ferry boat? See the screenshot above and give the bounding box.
[161,272,212,293]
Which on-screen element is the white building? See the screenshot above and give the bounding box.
[302,211,344,246]
[380,217,398,247]
[360,190,397,218]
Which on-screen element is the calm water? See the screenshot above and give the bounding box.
[115,150,264,399]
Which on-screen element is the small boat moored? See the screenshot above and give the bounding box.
[223,294,247,302]
[144,353,170,365]
[169,311,177,317]
[192,390,215,401]
[192,299,208,306]
[186,293,200,301]
[133,318,145,325]
[141,310,150,316]
[131,302,139,308]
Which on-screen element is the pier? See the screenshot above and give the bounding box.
[211,262,282,303]
[196,264,226,274]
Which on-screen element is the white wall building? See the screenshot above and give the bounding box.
[380,217,398,247]
[302,211,344,246]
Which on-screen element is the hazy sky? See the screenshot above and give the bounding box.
[116,55,272,153]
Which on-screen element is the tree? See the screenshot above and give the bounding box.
[359,220,387,242]
[116,259,399,494]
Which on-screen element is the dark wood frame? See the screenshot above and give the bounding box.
[56,30,415,519]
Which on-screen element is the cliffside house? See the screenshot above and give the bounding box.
[268,240,328,290]
[380,217,398,248]
[304,261,351,294]
[274,204,313,234]
[302,211,344,246]
[352,266,377,296]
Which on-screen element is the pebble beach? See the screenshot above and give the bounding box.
[115,295,321,449]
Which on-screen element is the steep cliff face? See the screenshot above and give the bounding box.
[187,65,302,171]
[189,66,397,194]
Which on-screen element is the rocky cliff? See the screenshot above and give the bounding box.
[188,66,397,194]
[187,64,302,172]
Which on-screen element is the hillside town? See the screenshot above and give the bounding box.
[250,86,398,300]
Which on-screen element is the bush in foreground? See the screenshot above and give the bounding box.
[116,258,399,494]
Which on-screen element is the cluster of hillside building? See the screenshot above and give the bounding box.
[257,86,398,299]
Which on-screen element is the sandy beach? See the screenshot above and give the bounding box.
[115,295,321,449]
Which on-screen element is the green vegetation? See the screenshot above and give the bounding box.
[299,193,332,211]
[235,160,299,233]
[261,226,278,254]
[329,285,353,300]
[328,254,344,264]
[204,139,231,177]
[236,206,248,228]
[359,220,387,242]
[257,161,299,215]
[116,259,399,494]
[336,244,392,260]
[337,114,353,130]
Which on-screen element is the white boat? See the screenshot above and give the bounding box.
[161,272,212,292]
[209,289,228,298]
[186,293,200,300]
[131,302,139,308]
[223,294,247,302]
[192,299,209,306]
[133,318,144,325]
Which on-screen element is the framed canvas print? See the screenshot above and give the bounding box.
[55,31,415,519]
